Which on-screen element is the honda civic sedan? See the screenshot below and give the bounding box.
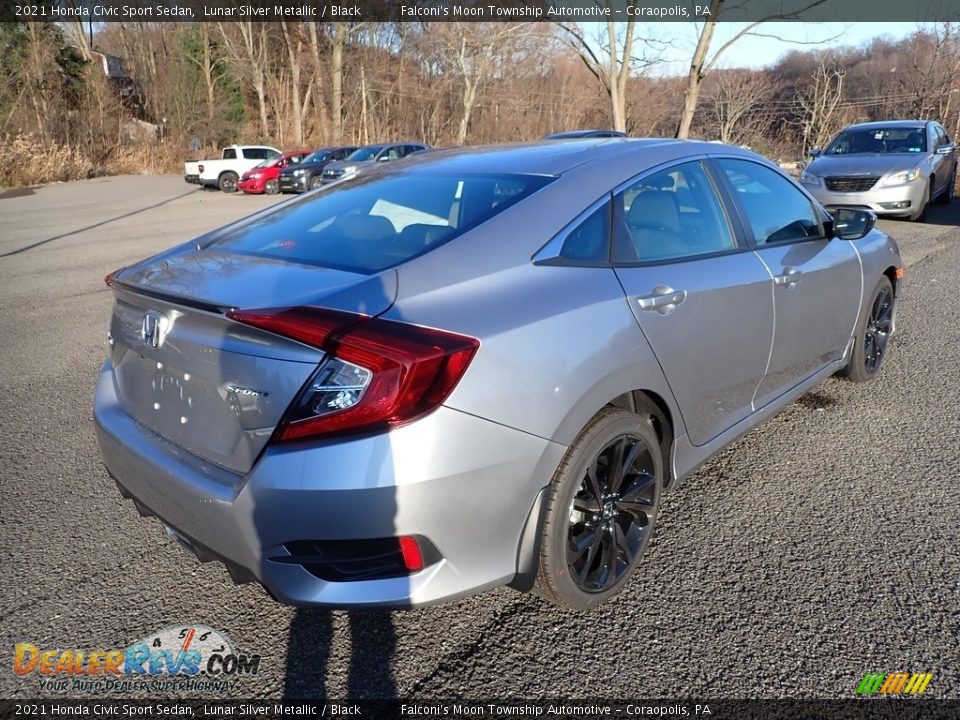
[95,139,902,610]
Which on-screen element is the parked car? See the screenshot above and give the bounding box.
[278,146,358,193]
[801,120,956,221]
[320,142,429,184]
[542,129,627,139]
[97,139,902,610]
[184,145,281,193]
[237,150,313,196]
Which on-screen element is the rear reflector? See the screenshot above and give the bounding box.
[398,536,424,572]
[226,306,479,442]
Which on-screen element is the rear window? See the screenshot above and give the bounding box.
[210,173,553,273]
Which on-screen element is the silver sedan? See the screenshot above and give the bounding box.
[801,120,957,222]
[95,139,903,609]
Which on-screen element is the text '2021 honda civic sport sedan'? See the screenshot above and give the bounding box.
[95,139,903,610]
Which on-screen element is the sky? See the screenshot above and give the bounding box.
[650,22,921,75]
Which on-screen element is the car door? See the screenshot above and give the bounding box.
[934,124,955,194]
[714,157,861,410]
[612,159,775,446]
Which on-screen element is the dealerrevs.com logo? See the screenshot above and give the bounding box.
[14,625,261,694]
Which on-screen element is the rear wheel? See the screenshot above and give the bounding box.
[843,276,894,383]
[309,175,322,191]
[264,179,279,195]
[535,408,662,609]
[218,171,239,193]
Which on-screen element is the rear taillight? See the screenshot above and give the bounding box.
[198,164,204,173]
[104,267,124,286]
[226,306,479,442]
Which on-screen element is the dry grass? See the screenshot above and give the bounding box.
[0,134,94,188]
[0,134,186,189]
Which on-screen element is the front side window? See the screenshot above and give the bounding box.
[210,173,553,274]
[718,159,822,245]
[614,160,735,263]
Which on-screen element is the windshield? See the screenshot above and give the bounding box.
[346,147,385,162]
[303,150,330,164]
[825,127,927,155]
[210,172,553,274]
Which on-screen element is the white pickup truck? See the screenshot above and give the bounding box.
[184,145,281,192]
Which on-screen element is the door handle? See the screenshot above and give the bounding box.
[635,286,687,315]
[773,267,802,287]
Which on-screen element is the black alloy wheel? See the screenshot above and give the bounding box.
[536,407,663,609]
[567,434,658,592]
[864,283,893,374]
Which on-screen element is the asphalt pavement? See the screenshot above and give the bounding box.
[0,176,958,700]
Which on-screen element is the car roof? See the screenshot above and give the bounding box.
[388,138,732,176]
[845,120,930,130]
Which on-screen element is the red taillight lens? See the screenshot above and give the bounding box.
[226,306,479,442]
[104,267,124,286]
[198,164,204,173]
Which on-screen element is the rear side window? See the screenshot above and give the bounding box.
[718,159,822,244]
[223,148,237,160]
[245,148,273,160]
[210,173,553,273]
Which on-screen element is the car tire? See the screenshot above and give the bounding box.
[265,179,279,195]
[842,275,894,383]
[218,172,239,193]
[535,407,662,610]
[935,171,955,204]
[309,175,323,191]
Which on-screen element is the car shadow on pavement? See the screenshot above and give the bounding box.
[0,187,199,258]
[283,610,397,698]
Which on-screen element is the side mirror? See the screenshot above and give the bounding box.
[808,147,822,158]
[936,143,955,155]
[829,208,876,241]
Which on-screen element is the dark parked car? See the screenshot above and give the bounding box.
[543,130,627,139]
[321,142,430,184]
[278,146,359,193]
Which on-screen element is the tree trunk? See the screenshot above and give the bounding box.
[676,6,720,139]
[331,27,345,144]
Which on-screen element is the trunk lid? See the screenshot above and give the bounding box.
[108,248,396,474]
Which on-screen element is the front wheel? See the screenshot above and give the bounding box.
[535,408,662,609]
[842,276,894,383]
[309,175,322,191]
[264,179,279,195]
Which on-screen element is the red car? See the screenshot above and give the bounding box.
[238,149,313,195]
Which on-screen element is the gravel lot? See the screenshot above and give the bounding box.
[0,176,958,700]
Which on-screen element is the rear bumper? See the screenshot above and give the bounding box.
[809,181,927,216]
[93,362,563,608]
[184,175,200,185]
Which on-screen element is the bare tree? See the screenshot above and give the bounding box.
[675,0,833,139]
[218,22,270,138]
[702,71,775,145]
[794,54,847,152]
